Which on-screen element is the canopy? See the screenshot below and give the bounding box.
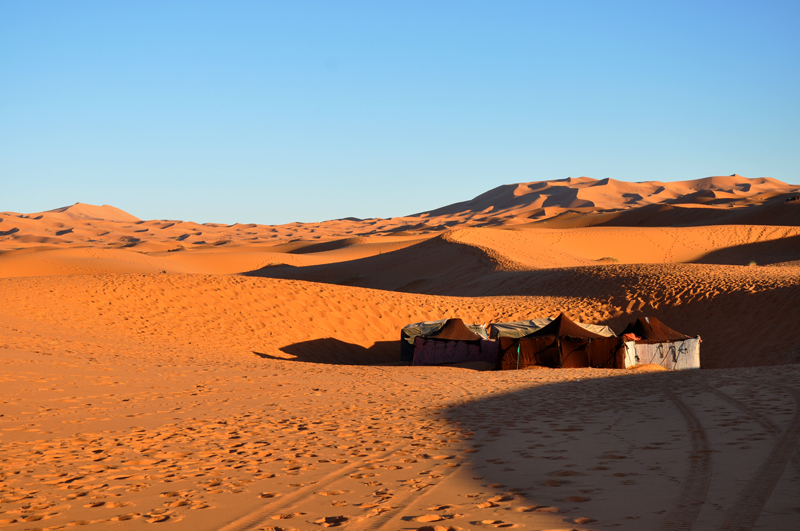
[621,317,691,342]
[427,318,483,341]
[527,313,607,339]
[401,319,488,345]
[489,317,615,339]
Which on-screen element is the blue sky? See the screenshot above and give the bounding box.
[2,1,798,224]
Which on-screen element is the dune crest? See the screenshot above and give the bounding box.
[43,202,142,222]
[1,176,798,257]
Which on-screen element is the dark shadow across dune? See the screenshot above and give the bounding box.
[438,366,800,529]
[691,234,800,266]
[242,235,496,293]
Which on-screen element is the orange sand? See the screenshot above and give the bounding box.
[1,175,799,530]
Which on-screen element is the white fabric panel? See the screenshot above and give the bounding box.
[623,338,701,370]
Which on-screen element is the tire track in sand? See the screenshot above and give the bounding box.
[362,383,478,530]
[660,384,713,531]
[362,459,464,530]
[216,441,413,531]
[717,386,800,531]
[705,384,780,436]
[217,386,477,531]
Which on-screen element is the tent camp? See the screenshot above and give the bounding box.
[496,313,624,370]
[620,317,700,370]
[401,318,497,366]
[489,317,616,340]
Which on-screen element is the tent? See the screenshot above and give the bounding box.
[400,318,488,362]
[496,313,624,370]
[489,317,616,340]
[620,317,700,370]
[402,318,498,366]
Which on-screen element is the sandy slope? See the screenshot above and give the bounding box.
[254,224,800,291]
[3,222,800,280]
[1,175,800,530]
[0,236,426,278]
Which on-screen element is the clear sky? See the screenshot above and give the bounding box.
[2,1,799,224]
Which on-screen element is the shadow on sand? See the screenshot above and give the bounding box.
[437,367,799,529]
[254,338,398,365]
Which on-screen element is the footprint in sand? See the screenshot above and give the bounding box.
[476,520,517,527]
[415,514,444,522]
[314,515,348,527]
[111,513,140,521]
[84,501,107,508]
[271,513,305,520]
[166,499,190,507]
[562,496,590,502]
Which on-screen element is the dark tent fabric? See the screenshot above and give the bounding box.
[497,337,559,370]
[498,336,625,370]
[400,319,487,361]
[621,317,690,343]
[400,339,415,364]
[528,313,606,339]
[411,318,498,366]
[428,318,483,341]
[585,337,627,368]
[497,313,624,370]
[413,336,497,365]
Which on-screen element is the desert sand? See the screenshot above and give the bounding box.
[1,175,799,530]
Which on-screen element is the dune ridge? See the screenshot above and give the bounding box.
[2,176,797,256]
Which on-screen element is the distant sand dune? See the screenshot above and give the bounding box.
[2,176,798,255]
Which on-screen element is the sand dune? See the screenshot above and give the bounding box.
[2,176,798,255]
[42,202,142,222]
[0,236,427,278]
[249,224,800,296]
[1,264,798,370]
[419,174,798,223]
[1,175,800,530]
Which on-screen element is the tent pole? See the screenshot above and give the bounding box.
[557,338,561,368]
[516,342,521,370]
